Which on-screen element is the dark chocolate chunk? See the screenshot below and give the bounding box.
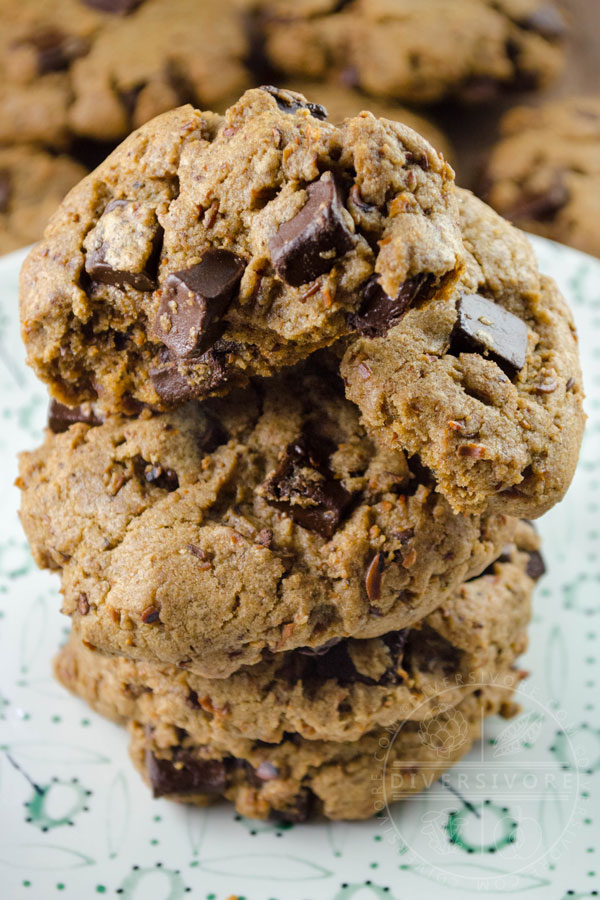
[262,432,355,540]
[149,361,196,405]
[525,549,546,581]
[0,169,11,214]
[403,626,461,677]
[260,85,327,121]
[146,750,226,798]
[142,463,179,492]
[48,399,103,434]
[85,199,161,291]
[83,0,143,12]
[269,172,354,286]
[154,250,246,358]
[365,551,385,604]
[519,4,566,39]
[270,788,314,824]
[450,294,528,377]
[26,28,89,74]
[507,175,569,223]
[350,273,434,337]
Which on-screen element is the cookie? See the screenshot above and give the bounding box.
[18,358,515,678]
[0,145,87,255]
[19,86,463,414]
[129,685,521,820]
[483,96,600,259]
[282,80,453,161]
[252,0,566,105]
[0,0,249,148]
[54,520,537,745]
[341,188,585,517]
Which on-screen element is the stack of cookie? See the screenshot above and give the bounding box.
[17,87,584,821]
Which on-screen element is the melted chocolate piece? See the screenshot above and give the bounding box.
[519,4,566,39]
[85,199,161,291]
[260,85,327,121]
[27,28,89,74]
[154,249,246,358]
[450,294,528,377]
[146,750,226,797]
[0,169,11,214]
[84,0,143,13]
[149,350,229,405]
[47,399,103,434]
[262,432,355,539]
[269,172,354,286]
[525,549,546,581]
[350,273,434,337]
[507,175,569,223]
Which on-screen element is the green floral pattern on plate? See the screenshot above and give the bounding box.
[0,239,599,899]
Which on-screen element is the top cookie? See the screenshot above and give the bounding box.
[341,189,585,516]
[253,0,566,105]
[20,86,462,414]
[483,96,600,259]
[0,0,249,148]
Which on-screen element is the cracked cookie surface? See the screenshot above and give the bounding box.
[341,189,585,517]
[19,357,514,678]
[20,86,462,414]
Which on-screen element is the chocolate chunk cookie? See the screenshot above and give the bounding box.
[19,87,463,413]
[55,520,536,744]
[129,686,522,819]
[252,0,566,105]
[0,0,249,148]
[0,145,87,254]
[342,188,585,517]
[483,96,600,259]
[18,359,515,678]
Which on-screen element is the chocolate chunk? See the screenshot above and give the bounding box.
[269,172,354,286]
[260,86,327,121]
[142,463,179,492]
[48,399,103,434]
[85,199,161,291]
[404,626,461,677]
[525,550,546,581]
[519,4,566,39]
[27,29,89,74]
[146,750,226,798]
[262,432,354,540]
[507,176,569,222]
[350,273,434,337]
[450,294,528,377]
[149,361,196,404]
[0,169,11,214]
[365,551,385,604]
[271,789,313,824]
[154,250,246,358]
[141,605,160,623]
[83,0,143,12]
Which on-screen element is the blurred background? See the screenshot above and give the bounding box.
[1,0,598,258]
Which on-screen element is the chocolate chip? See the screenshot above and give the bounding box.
[0,169,11,214]
[350,273,434,337]
[26,28,89,74]
[269,172,354,287]
[77,594,90,616]
[143,463,179,492]
[83,0,144,12]
[526,550,546,581]
[519,4,566,39]
[365,551,385,604]
[85,199,161,291]
[146,750,226,798]
[47,399,103,434]
[141,605,160,624]
[450,294,528,377]
[260,85,327,121]
[270,788,313,824]
[154,250,246,358]
[262,432,355,540]
[149,361,197,404]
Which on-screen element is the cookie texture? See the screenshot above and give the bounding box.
[0,0,249,148]
[127,685,520,820]
[54,520,536,744]
[342,189,585,517]
[18,359,515,678]
[19,87,463,414]
[0,146,87,254]
[483,96,600,259]
[253,0,566,105]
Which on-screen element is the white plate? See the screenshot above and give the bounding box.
[0,238,599,900]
